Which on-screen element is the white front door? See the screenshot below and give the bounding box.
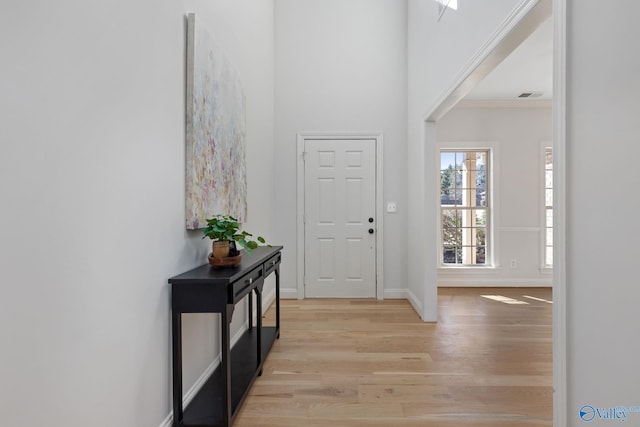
[303,139,377,298]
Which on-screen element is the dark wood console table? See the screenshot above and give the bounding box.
[169,246,282,427]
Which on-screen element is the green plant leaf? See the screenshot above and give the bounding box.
[200,214,268,252]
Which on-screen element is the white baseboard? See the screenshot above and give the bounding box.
[383,288,409,299]
[405,289,423,317]
[438,278,552,287]
[280,287,299,299]
[158,410,173,427]
[158,319,250,427]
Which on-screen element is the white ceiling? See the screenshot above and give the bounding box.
[465,18,553,100]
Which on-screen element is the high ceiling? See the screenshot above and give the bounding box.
[465,18,553,101]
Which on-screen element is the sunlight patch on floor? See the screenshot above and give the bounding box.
[522,295,553,304]
[481,295,529,304]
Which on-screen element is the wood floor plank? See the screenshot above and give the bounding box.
[233,287,552,427]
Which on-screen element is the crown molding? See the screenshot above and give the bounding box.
[455,99,552,109]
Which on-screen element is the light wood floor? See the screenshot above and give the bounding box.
[235,287,553,427]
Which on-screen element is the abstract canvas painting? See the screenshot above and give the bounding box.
[185,13,247,229]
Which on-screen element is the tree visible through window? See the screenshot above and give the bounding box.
[440,150,489,265]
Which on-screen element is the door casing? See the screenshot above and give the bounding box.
[296,132,384,299]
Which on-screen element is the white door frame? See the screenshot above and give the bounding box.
[417,0,565,424]
[296,132,384,299]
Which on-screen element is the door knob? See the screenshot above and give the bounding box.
[368,217,374,223]
[368,228,374,234]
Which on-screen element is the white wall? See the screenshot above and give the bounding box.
[274,0,408,298]
[566,1,640,424]
[0,1,275,426]
[437,105,552,286]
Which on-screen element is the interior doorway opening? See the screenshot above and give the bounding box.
[418,0,566,424]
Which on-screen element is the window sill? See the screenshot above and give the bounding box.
[439,265,498,271]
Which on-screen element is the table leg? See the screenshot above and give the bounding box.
[275,267,280,337]
[220,305,234,425]
[171,311,183,426]
[255,287,262,372]
[248,291,253,330]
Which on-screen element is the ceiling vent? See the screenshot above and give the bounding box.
[518,91,543,98]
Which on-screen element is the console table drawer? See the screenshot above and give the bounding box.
[264,252,281,276]
[229,266,263,304]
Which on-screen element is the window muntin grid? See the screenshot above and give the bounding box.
[440,150,489,265]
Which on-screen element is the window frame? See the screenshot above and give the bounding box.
[541,144,553,269]
[438,147,493,268]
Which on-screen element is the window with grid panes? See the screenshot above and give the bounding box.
[544,148,553,267]
[440,150,489,265]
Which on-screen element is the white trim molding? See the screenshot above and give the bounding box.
[438,277,553,287]
[552,0,567,424]
[405,288,424,319]
[425,0,552,122]
[456,99,552,109]
[279,287,299,299]
[539,141,553,270]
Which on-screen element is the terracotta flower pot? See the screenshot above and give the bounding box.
[212,240,230,258]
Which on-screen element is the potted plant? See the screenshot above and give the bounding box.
[202,215,266,260]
